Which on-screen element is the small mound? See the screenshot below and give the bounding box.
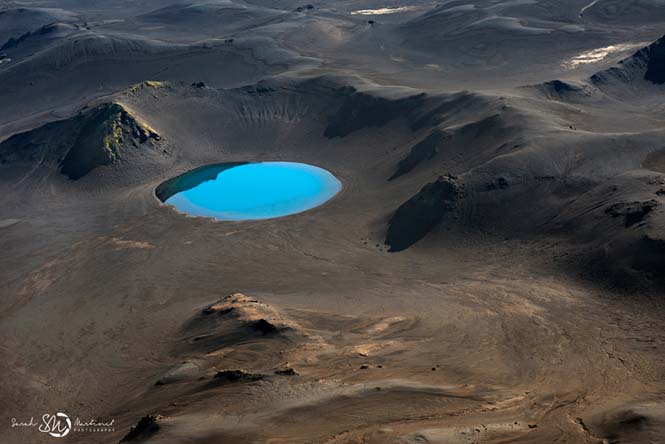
[182,293,306,353]
[533,79,587,100]
[386,175,463,252]
[199,293,299,333]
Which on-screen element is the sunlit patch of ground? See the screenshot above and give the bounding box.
[351,6,416,15]
[562,43,645,68]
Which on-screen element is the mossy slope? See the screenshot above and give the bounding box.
[0,102,162,180]
[61,103,161,179]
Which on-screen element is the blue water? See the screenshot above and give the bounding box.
[164,162,342,220]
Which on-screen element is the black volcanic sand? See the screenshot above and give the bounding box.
[2,2,665,444]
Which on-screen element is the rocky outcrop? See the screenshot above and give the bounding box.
[181,293,306,353]
[386,175,463,252]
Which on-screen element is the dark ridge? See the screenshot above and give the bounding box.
[386,175,462,252]
[324,88,426,138]
[119,415,159,443]
[546,80,579,93]
[590,66,623,85]
[605,200,658,228]
[155,162,247,202]
[390,131,447,180]
[644,35,665,84]
[213,369,263,383]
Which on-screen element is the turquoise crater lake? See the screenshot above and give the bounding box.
[156,162,342,221]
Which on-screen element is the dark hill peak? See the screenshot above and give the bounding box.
[0,102,163,180]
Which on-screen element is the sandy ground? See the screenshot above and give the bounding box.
[2,1,665,443]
